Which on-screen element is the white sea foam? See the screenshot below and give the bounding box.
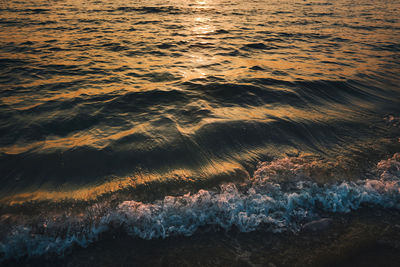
[1,153,399,260]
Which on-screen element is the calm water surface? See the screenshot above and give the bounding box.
[0,0,399,260]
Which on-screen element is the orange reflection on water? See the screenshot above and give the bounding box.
[0,159,246,205]
[0,0,399,203]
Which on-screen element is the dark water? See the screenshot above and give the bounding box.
[0,0,400,261]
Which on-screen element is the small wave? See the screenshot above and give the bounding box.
[115,6,182,14]
[0,153,399,261]
[241,43,279,50]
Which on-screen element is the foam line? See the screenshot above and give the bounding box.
[1,154,399,260]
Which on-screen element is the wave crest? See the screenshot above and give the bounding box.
[1,154,399,260]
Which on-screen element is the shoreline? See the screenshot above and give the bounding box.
[3,207,400,266]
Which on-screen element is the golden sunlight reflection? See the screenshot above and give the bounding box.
[193,17,215,35]
[0,0,399,211]
[195,0,209,7]
[0,159,247,205]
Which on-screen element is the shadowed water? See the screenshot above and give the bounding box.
[0,0,400,261]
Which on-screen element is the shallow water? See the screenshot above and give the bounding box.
[0,0,400,261]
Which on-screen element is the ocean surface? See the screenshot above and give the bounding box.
[0,0,400,262]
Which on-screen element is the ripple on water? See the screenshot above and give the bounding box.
[0,1,399,256]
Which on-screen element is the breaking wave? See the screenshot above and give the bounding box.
[1,153,399,261]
